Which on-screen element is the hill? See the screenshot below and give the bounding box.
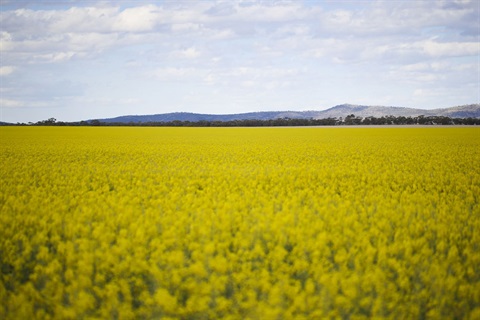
[93,104,480,123]
[315,104,480,119]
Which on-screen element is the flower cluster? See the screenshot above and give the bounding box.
[1,127,479,319]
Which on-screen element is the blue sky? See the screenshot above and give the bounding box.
[0,0,479,122]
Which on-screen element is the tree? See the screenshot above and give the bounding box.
[36,118,57,125]
[344,114,362,125]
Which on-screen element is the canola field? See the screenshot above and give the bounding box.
[0,126,479,319]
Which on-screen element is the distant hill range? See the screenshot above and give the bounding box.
[95,104,480,123]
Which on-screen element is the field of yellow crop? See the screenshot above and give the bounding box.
[1,127,479,319]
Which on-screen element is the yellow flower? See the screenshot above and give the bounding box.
[0,127,478,319]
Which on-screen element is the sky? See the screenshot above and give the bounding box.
[0,0,479,123]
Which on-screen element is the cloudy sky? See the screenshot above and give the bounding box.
[0,0,479,123]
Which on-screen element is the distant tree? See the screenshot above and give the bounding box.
[344,114,355,125]
[416,115,427,125]
[36,117,57,125]
[344,114,362,125]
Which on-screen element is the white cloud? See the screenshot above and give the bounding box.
[33,51,76,63]
[235,3,311,22]
[2,1,477,65]
[389,59,477,89]
[151,67,201,81]
[0,98,22,108]
[421,40,480,57]
[112,5,159,32]
[50,7,119,33]
[0,66,15,76]
[171,47,201,59]
[228,67,300,78]
[0,31,14,51]
[240,80,256,88]
[171,23,202,33]
[6,6,163,35]
[207,28,236,40]
[203,74,216,85]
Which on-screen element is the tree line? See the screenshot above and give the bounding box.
[7,114,480,127]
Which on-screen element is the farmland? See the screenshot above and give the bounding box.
[1,127,479,319]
